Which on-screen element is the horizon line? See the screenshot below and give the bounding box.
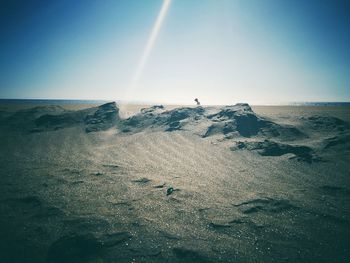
[1,98,350,106]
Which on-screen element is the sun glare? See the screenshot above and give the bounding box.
[130,0,172,90]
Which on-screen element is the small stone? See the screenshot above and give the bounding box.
[167,187,174,196]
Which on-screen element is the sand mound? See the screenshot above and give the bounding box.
[122,105,204,132]
[35,111,87,130]
[204,104,263,137]
[3,105,66,129]
[122,105,166,129]
[322,133,350,150]
[232,139,317,162]
[122,103,306,141]
[4,102,307,142]
[140,105,165,114]
[33,102,119,132]
[11,105,66,119]
[301,115,349,132]
[84,102,119,132]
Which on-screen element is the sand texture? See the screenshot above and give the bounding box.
[0,102,349,262]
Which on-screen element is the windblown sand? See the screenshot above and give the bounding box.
[0,102,349,262]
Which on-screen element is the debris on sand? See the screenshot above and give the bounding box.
[102,164,120,169]
[154,183,166,188]
[132,177,151,184]
[166,187,174,196]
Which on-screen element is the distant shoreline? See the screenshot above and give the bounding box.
[0,99,349,107]
[0,99,109,105]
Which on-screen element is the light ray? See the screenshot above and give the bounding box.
[130,0,172,90]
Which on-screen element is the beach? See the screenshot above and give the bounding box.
[0,101,349,262]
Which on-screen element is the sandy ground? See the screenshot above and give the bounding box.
[0,102,349,262]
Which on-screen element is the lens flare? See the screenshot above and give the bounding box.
[130,0,172,90]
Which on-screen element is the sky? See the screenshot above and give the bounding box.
[0,0,349,104]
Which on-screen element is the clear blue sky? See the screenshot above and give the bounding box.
[0,0,349,104]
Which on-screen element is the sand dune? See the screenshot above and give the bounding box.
[0,102,349,262]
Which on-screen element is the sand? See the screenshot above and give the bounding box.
[0,102,349,262]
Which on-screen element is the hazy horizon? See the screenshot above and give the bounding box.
[1,98,350,107]
[1,0,349,104]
